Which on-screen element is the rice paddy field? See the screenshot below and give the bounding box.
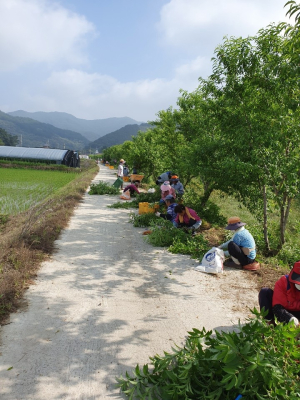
[0,168,78,215]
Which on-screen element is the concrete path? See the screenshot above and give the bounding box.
[0,166,258,399]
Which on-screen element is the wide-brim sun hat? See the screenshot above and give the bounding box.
[289,261,300,284]
[225,216,246,230]
[120,159,125,163]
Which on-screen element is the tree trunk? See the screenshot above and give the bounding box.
[201,183,214,207]
[263,185,270,252]
[279,196,292,249]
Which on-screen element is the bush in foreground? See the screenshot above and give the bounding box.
[117,310,300,399]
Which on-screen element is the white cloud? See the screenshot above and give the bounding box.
[11,57,206,121]
[158,0,289,51]
[0,0,95,71]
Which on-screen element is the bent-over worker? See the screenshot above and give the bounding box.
[219,216,259,271]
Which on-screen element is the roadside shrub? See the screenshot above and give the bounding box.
[117,310,300,399]
[89,181,119,195]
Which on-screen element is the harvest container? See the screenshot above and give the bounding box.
[130,174,144,183]
[138,202,159,215]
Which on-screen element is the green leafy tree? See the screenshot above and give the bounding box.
[0,128,18,146]
[199,22,300,252]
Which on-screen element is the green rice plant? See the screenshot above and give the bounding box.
[169,234,210,259]
[117,309,300,399]
[89,181,119,195]
[0,168,78,215]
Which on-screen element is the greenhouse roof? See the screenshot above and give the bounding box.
[0,146,68,161]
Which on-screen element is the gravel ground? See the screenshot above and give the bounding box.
[0,166,259,400]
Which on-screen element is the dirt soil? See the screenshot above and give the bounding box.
[0,166,261,400]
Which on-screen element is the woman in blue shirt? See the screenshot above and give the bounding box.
[219,216,260,271]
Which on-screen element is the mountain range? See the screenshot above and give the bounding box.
[0,110,150,151]
[8,110,142,142]
[87,123,151,152]
[0,111,89,150]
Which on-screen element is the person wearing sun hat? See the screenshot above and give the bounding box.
[159,181,176,204]
[219,216,260,270]
[170,175,184,195]
[155,194,178,222]
[117,159,125,189]
[259,261,300,325]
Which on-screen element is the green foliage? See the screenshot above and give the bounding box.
[277,244,300,266]
[117,310,300,399]
[101,5,300,260]
[0,214,9,225]
[183,187,226,226]
[108,201,138,209]
[136,191,162,203]
[169,235,209,259]
[129,211,209,259]
[146,219,188,247]
[89,181,119,195]
[129,212,159,227]
[0,128,18,146]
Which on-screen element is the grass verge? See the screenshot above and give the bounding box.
[0,160,98,324]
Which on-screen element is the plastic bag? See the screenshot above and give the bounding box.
[148,188,155,193]
[195,247,225,274]
[120,191,130,200]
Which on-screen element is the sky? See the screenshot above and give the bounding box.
[0,0,291,122]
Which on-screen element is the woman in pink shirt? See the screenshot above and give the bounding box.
[160,181,176,204]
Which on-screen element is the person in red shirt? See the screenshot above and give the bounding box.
[259,261,300,325]
[123,181,140,196]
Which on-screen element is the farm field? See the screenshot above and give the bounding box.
[0,168,78,215]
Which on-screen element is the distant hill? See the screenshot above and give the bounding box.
[8,110,143,142]
[87,123,152,152]
[0,111,89,150]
